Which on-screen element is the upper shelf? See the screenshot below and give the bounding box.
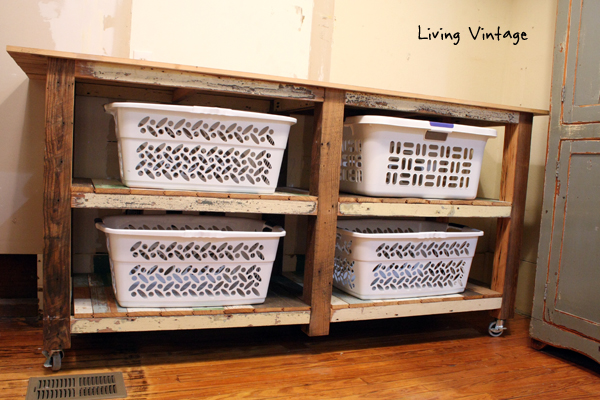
[338,194,512,217]
[73,179,511,218]
[72,178,318,215]
[7,46,548,124]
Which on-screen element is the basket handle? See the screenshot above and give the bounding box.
[262,222,275,232]
[424,130,449,141]
[448,222,467,232]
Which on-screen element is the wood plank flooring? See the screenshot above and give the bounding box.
[1,313,599,399]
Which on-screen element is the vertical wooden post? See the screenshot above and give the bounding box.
[491,112,533,320]
[303,88,345,336]
[43,58,75,352]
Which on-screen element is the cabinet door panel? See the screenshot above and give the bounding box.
[546,140,600,339]
[563,0,600,124]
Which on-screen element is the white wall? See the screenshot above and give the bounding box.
[0,0,131,254]
[128,0,313,78]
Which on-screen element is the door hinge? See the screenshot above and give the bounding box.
[543,283,548,301]
[561,87,565,103]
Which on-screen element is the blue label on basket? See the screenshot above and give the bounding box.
[429,121,454,128]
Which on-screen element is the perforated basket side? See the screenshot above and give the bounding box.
[333,256,474,300]
[111,260,274,307]
[107,103,294,193]
[340,118,495,199]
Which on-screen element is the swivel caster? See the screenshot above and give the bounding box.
[43,350,64,372]
[488,320,507,337]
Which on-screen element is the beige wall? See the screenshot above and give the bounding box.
[0,0,556,315]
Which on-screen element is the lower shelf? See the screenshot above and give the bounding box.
[71,274,310,333]
[330,283,503,322]
[283,272,502,323]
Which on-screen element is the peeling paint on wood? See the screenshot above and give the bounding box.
[346,92,519,124]
[70,311,310,333]
[71,193,317,214]
[338,202,512,217]
[331,298,502,322]
[76,61,325,101]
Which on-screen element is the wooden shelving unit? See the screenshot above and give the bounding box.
[7,46,547,370]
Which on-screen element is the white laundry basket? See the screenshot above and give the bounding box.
[96,215,285,307]
[340,116,497,199]
[334,219,483,300]
[105,102,296,193]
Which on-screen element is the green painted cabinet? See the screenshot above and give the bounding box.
[530,0,600,363]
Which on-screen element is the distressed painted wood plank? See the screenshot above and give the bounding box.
[192,307,227,316]
[172,88,194,103]
[159,308,196,317]
[71,192,317,214]
[76,81,174,103]
[92,178,132,194]
[466,282,502,298]
[330,294,350,310]
[331,297,502,323]
[104,287,126,317]
[43,57,75,353]
[162,189,205,197]
[339,195,511,206]
[248,293,286,313]
[76,61,325,101]
[125,307,166,317]
[223,305,255,314]
[260,285,310,312]
[338,202,512,218]
[8,46,549,115]
[70,311,311,333]
[72,287,93,318]
[168,88,274,112]
[330,283,499,310]
[491,113,533,321]
[273,99,314,112]
[89,289,110,316]
[303,88,346,337]
[345,92,520,124]
[72,274,90,288]
[72,178,94,193]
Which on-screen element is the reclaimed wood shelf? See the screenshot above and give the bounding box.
[72,178,317,214]
[7,46,547,366]
[283,272,502,323]
[338,194,511,217]
[71,274,310,333]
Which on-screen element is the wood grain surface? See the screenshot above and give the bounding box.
[2,314,599,399]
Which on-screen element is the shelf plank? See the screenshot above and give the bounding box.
[70,311,311,333]
[283,271,501,319]
[8,46,549,116]
[345,91,521,124]
[70,178,317,214]
[330,296,502,322]
[71,274,311,333]
[338,195,511,218]
[330,282,502,322]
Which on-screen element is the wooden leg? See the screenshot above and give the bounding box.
[302,88,345,336]
[43,58,75,352]
[491,113,533,320]
[529,337,548,351]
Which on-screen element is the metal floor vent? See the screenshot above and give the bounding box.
[26,372,127,400]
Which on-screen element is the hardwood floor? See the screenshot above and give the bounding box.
[1,312,599,399]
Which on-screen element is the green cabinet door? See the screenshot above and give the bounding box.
[530,0,600,363]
